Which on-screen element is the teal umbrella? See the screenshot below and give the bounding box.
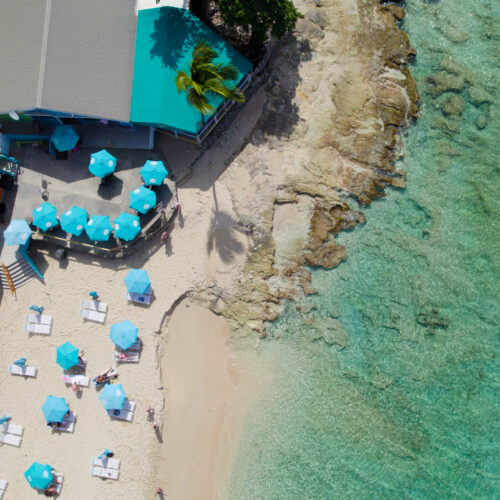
[129,186,156,214]
[32,202,58,231]
[24,462,53,490]
[140,160,168,186]
[124,268,151,294]
[89,149,116,178]
[85,215,113,241]
[50,125,79,152]
[99,383,126,410]
[42,396,69,423]
[60,206,88,236]
[56,341,79,370]
[110,320,138,350]
[113,212,141,241]
[3,219,32,246]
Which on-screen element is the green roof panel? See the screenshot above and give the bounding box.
[131,7,252,134]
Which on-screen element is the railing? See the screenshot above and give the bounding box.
[1,263,16,296]
[157,72,253,145]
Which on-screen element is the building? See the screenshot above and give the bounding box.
[0,0,252,146]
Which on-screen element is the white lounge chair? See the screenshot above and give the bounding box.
[0,478,7,499]
[0,433,21,447]
[50,472,63,493]
[62,374,89,387]
[80,309,106,324]
[24,323,51,335]
[109,400,135,421]
[26,313,53,325]
[91,465,120,480]
[91,456,121,469]
[81,300,107,312]
[1,423,23,436]
[113,351,140,363]
[126,291,152,305]
[50,412,76,433]
[9,364,37,377]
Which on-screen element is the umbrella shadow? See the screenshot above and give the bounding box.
[97,175,123,200]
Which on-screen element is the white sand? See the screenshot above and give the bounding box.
[157,302,258,500]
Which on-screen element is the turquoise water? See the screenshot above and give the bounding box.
[227,0,500,498]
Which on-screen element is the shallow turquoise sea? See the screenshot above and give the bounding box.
[227,0,499,498]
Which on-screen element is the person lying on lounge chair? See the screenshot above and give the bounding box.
[44,484,58,497]
[116,352,128,361]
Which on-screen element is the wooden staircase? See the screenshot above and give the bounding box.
[0,258,37,292]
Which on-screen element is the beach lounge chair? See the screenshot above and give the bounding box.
[0,478,7,499]
[24,323,51,335]
[91,456,121,469]
[0,433,21,447]
[108,400,135,422]
[126,291,152,305]
[26,313,53,325]
[92,368,118,386]
[62,374,89,387]
[113,351,140,363]
[1,423,23,436]
[80,309,106,324]
[9,364,37,377]
[91,465,120,480]
[81,300,107,313]
[49,472,64,494]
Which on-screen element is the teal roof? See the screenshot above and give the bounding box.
[130,7,252,134]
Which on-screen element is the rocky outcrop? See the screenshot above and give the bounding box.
[197,0,419,335]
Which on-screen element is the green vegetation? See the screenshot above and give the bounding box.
[215,0,303,44]
[175,40,245,116]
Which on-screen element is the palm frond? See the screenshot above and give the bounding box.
[192,41,217,66]
[215,63,239,82]
[175,71,191,93]
[187,88,214,115]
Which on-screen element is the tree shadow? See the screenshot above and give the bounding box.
[149,7,225,70]
[206,185,245,264]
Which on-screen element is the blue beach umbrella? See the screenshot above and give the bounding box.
[14,357,26,367]
[32,202,58,231]
[89,149,116,178]
[3,219,32,246]
[129,186,156,214]
[110,320,138,350]
[99,383,126,410]
[42,396,69,423]
[85,215,113,241]
[24,462,53,490]
[60,206,88,236]
[113,212,141,241]
[50,125,79,152]
[124,268,151,294]
[56,341,79,370]
[0,415,11,424]
[140,160,168,186]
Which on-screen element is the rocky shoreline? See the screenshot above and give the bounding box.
[195,0,420,335]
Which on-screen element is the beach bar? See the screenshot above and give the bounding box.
[0,0,252,151]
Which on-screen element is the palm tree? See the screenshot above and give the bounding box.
[175,41,245,118]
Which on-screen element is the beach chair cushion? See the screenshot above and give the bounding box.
[0,433,21,446]
[26,313,52,325]
[113,351,140,363]
[109,400,135,421]
[1,423,23,436]
[62,374,89,387]
[91,466,120,480]
[24,323,51,334]
[126,291,152,305]
[9,364,37,377]
[0,478,7,499]
[91,456,121,469]
[81,300,107,312]
[80,309,106,324]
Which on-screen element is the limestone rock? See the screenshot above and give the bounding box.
[425,72,465,97]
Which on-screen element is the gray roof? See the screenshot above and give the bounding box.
[0,0,137,122]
